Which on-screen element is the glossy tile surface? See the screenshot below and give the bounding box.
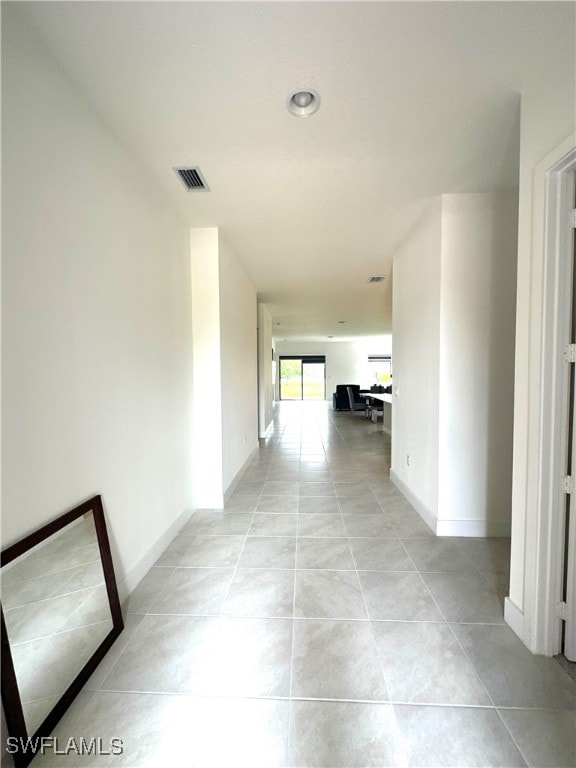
[248,513,298,536]
[295,569,367,619]
[296,537,355,570]
[33,693,290,767]
[499,708,576,767]
[421,570,504,623]
[221,568,294,617]
[291,619,388,700]
[237,536,296,569]
[372,621,491,705]
[359,571,443,621]
[289,700,406,768]
[394,705,526,767]
[452,623,576,708]
[28,401,576,768]
[150,567,234,615]
[101,615,292,697]
[350,538,416,571]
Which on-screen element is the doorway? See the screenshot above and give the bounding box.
[279,356,326,400]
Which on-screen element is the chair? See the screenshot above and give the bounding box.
[333,384,360,410]
[346,386,368,416]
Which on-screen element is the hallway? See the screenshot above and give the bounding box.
[34,402,576,767]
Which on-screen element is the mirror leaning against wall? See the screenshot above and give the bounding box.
[1,495,124,768]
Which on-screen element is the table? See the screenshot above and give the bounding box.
[361,393,393,433]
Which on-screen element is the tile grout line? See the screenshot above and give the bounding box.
[89,685,571,713]
[344,489,410,762]
[215,507,256,614]
[409,558,485,664]
[91,604,151,694]
[441,612,531,764]
[128,604,513,628]
[365,479,523,756]
[285,447,302,768]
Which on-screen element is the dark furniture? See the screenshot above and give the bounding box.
[347,386,369,416]
[333,384,361,410]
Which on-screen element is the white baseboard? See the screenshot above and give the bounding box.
[117,505,193,604]
[119,442,260,603]
[505,596,525,641]
[223,442,260,505]
[390,470,511,538]
[436,518,512,537]
[390,470,436,533]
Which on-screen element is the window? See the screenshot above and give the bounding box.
[368,355,392,386]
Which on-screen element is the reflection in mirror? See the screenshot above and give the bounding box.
[1,496,123,768]
[2,512,113,735]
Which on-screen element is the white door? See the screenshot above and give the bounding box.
[564,171,576,661]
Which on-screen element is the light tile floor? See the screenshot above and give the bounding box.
[32,402,576,767]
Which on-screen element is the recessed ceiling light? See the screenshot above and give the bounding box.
[287,89,321,118]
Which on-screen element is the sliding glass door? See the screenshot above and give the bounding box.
[279,356,326,400]
[279,358,303,400]
[302,361,325,400]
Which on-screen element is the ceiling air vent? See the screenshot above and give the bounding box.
[174,167,209,191]
[368,275,386,283]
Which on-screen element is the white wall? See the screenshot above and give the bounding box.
[438,192,518,536]
[391,200,442,518]
[191,229,223,508]
[257,304,275,437]
[189,229,258,506]
[1,8,194,595]
[507,7,576,650]
[275,338,392,400]
[219,237,258,490]
[392,193,517,537]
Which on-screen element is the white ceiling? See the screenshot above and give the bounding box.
[15,1,574,341]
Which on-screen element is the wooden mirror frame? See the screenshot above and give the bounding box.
[1,495,124,768]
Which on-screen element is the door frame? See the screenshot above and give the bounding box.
[533,144,576,655]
